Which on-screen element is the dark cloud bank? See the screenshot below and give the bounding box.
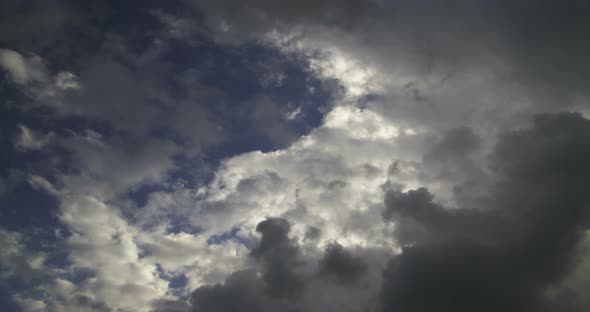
[166,112,590,312]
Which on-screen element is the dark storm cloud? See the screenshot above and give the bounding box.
[425,127,480,161]
[251,218,305,298]
[151,299,191,312]
[381,112,590,312]
[317,243,365,284]
[383,187,503,246]
[190,218,302,312]
[189,270,291,312]
[421,127,491,208]
[187,218,378,312]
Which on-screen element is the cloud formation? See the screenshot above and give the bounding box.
[196,0,590,125]
[189,217,382,312]
[381,113,590,312]
[1,1,590,311]
[186,113,590,312]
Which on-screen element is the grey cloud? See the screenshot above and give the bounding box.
[0,0,73,47]
[71,294,113,312]
[5,34,224,154]
[187,112,590,312]
[236,172,285,197]
[5,1,590,310]
[195,0,590,128]
[189,270,293,312]
[425,127,480,161]
[56,129,180,197]
[251,218,304,299]
[14,124,55,151]
[303,226,321,241]
[0,228,47,281]
[381,112,590,312]
[317,243,365,284]
[192,0,377,41]
[383,187,501,246]
[189,218,302,312]
[57,55,221,149]
[188,218,382,312]
[151,299,191,312]
[420,126,490,206]
[249,96,299,148]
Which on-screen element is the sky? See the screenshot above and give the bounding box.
[1,1,590,311]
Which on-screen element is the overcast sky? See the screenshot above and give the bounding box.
[1,1,590,311]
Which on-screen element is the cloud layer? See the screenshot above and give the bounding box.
[185,113,590,312]
[1,1,589,311]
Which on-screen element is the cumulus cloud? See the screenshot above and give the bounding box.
[174,104,425,248]
[188,217,385,312]
[182,113,590,312]
[380,113,590,311]
[3,1,590,311]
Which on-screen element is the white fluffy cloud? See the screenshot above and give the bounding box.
[8,112,238,311]
[59,194,168,310]
[152,105,432,252]
[22,175,246,311]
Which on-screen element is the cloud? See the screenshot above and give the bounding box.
[11,295,47,312]
[0,49,49,85]
[14,125,54,151]
[195,0,590,130]
[0,228,47,280]
[189,218,302,312]
[151,299,191,312]
[170,112,590,312]
[1,18,328,311]
[176,104,425,247]
[188,217,386,312]
[0,49,81,109]
[55,129,180,198]
[0,49,31,84]
[248,96,299,148]
[58,195,169,310]
[317,243,365,283]
[380,112,590,312]
[11,132,242,311]
[0,0,72,47]
[3,1,590,311]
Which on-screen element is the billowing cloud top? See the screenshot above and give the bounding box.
[1,1,590,311]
